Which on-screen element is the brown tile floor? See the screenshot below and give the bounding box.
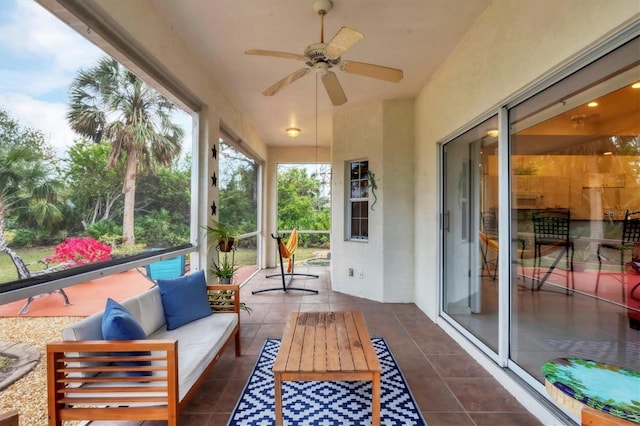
[172,265,543,426]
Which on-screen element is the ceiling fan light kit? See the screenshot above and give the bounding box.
[245,0,403,106]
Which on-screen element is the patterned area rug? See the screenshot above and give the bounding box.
[228,337,426,426]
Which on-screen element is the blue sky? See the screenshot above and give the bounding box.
[0,0,190,158]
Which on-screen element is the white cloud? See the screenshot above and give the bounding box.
[1,92,79,156]
[0,1,102,97]
[0,1,193,158]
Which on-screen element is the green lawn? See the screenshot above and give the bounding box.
[1,245,330,285]
[222,246,329,267]
[0,247,54,284]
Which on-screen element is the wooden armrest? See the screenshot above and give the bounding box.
[47,339,177,353]
[582,406,637,426]
[0,410,19,426]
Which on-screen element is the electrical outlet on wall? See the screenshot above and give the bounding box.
[348,268,354,277]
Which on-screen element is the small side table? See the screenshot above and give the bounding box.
[542,358,640,425]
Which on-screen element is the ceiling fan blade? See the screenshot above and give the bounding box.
[322,71,347,106]
[263,68,311,96]
[245,49,305,61]
[325,26,363,58]
[340,60,403,82]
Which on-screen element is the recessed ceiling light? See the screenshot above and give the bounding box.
[286,127,301,138]
[587,101,598,107]
[632,82,640,89]
[487,129,499,138]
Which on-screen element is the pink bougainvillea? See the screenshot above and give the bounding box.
[45,237,112,266]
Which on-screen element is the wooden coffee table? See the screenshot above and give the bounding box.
[273,311,381,426]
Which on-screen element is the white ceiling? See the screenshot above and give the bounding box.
[151,0,492,148]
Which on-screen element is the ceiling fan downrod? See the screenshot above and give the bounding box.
[312,0,332,43]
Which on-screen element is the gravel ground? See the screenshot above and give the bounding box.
[0,316,82,426]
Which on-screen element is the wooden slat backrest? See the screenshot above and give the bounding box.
[207,284,240,314]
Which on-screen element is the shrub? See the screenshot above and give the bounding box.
[136,210,189,247]
[45,237,112,266]
[86,220,122,240]
[10,229,39,248]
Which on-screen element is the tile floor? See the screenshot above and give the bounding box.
[169,265,544,426]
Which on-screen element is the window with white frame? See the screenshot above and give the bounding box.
[348,160,369,240]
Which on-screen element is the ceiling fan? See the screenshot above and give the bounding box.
[245,0,403,106]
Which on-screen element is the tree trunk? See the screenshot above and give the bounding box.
[122,150,138,246]
[0,202,31,279]
[2,245,32,279]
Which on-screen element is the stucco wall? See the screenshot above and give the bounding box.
[414,0,640,319]
[332,100,415,302]
[332,102,384,300]
[382,100,415,302]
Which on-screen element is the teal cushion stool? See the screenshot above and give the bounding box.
[542,358,640,424]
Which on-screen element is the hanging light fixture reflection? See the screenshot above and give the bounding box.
[286,127,301,138]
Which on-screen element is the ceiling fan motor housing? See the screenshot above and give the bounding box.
[305,43,340,68]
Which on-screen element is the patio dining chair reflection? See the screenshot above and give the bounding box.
[532,208,574,294]
[480,211,499,280]
[595,209,640,303]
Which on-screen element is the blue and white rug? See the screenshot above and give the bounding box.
[228,337,426,426]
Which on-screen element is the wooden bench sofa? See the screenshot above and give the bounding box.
[46,271,241,426]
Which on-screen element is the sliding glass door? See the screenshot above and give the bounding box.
[509,38,640,381]
[442,116,500,353]
[441,37,639,397]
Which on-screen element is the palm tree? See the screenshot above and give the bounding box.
[0,110,63,278]
[67,57,184,246]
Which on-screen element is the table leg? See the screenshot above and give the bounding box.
[274,373,283,426]
[371,371,381,426]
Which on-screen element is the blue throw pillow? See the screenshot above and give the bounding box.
[101,298,151,376]
[157,269,212,331]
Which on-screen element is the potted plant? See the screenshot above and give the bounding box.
[208,258,251,314]
[204,220,236,252]
[210,255,238,284]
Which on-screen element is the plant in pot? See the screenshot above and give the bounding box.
[210,256,238,284]
[209,258,251,314]
[204,220,236,252]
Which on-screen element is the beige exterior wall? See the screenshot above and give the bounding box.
[414,0,639,319]
[331,99,415,302]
